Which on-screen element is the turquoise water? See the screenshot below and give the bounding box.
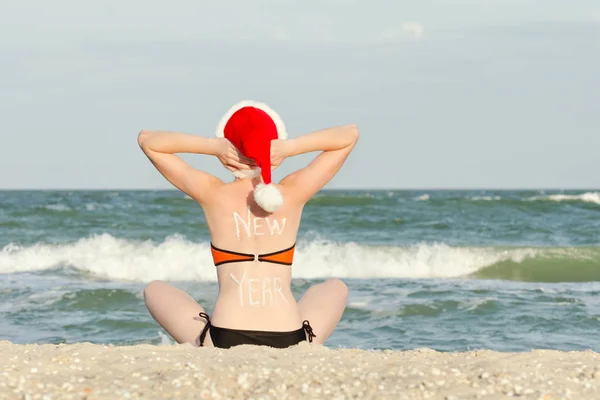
[1,189,599,351]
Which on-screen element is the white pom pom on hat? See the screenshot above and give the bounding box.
[215,100,286,212]
[253,182,284,213]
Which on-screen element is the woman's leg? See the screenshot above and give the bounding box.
[143,280,213,347]
[297,278,348,345]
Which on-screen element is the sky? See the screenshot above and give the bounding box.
[1,0,599,190]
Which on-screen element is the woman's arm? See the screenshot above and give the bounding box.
[286,124,359,157]
[137,130,253,203]
[276,124,359,203]
[138,130,220,156]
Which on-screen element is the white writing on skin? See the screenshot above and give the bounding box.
[233,208,286,240]
[229,270,289,307]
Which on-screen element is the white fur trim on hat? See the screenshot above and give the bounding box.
[254,183,283,213]
[232,166,279,180]
[232,169,262,180]
[215,100,287,140]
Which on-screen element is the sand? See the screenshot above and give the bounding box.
[1,341,599,400]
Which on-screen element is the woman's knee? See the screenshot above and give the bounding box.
[326,278,348,301]
[143,280,166,300]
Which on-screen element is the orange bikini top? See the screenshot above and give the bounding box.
[210,243,296,267]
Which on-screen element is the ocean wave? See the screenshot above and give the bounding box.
[307,193,378,206]
[2,234,599,282]
[470,196,502,201]
[470,248,600,282]
[526,192,600,205]
[43,204,72,212]
[21,202,130,215]
[413,192,599,205]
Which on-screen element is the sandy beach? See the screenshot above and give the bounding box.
[1,341,599,400]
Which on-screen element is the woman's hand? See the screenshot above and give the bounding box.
[270,139,292,168]
[215,138,256,172]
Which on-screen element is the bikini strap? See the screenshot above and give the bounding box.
[210,244,254,266]
[302,320,316,343]
[198,312,211,347]
[258,243,296,266]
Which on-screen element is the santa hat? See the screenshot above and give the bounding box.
[215,100,287,213]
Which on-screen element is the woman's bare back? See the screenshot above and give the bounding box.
[203,180,304,331]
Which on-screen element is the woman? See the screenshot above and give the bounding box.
[139,101,359,348]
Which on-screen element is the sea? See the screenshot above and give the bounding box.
[1,189,599,352]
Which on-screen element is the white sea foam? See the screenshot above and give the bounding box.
[348,301,370,307]
[527,192,600,205]
[470,196,502,201]
[459,297,498,311]
[44,204,72,212]
[414,194,430,201]
[157,331,175,345]
[85,203,116,211]
[0,234,541,282]
[42,202,130,212]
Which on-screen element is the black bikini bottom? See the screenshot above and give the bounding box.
[198,312,316,349]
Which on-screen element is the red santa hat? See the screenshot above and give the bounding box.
[215,100,287,212]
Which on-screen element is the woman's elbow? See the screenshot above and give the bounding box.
[345,124,360,143]
[137,130,150,148]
